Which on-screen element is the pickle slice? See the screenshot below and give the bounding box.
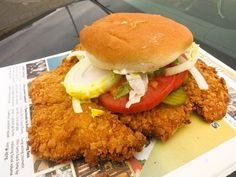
[162,87,187,106]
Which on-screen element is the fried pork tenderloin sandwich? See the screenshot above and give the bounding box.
[28,13,228,164]
[63,13,209,115]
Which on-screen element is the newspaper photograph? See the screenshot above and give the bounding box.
[0,49,236,177]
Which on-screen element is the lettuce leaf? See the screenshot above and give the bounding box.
[125,73,148,108]
[114,82,131,99]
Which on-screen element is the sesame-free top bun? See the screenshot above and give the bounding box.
[80,13,193,72]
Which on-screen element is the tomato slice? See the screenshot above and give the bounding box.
[99,72,187,113]
[172,71,188,90]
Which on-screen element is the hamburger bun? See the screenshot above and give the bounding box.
[80,13,193,72]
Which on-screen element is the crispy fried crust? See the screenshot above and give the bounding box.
[120,101,193,142]
[28,58,146,164]
[184,60,228,122]
[28,58,228,163]
[29,58,77,105]
[120,60,228,141]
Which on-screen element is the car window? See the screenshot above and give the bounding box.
[0,1,107,67]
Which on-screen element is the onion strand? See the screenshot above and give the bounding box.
[189,66,209,90]
[164,42,208,90]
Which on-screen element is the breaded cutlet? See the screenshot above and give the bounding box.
[184,60,228,122]
[28,57,228,163]
[28,58,146,164]
[120,60,228,141]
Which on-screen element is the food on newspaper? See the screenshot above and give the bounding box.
[28,13,228,163]
[120,60,228,141]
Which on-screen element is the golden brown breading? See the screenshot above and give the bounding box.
[29,103,145,164]
[120,101,193,142]
[184,60,228,122]
[28,58,146,164]
[28,57,228,163]
[120,60,228,141]
[29,58,78,105]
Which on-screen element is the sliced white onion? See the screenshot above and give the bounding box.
[125,73,148,108]
[178,56,208,90]
[113,69,129,75]
[189,67,209,90]
[165,55,198,76]
[164,42,208,90]
[66,50,86,60]
[63,57,120,100]
[72,97,83,113]
[165,42,199,76]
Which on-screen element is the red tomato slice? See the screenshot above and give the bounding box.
[172,71,188,90]
[99,72,187,113]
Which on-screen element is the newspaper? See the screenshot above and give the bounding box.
[0,49,235,177]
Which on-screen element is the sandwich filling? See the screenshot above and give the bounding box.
[63,42,208,114]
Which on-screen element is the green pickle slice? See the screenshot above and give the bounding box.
[162,87,187,106]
